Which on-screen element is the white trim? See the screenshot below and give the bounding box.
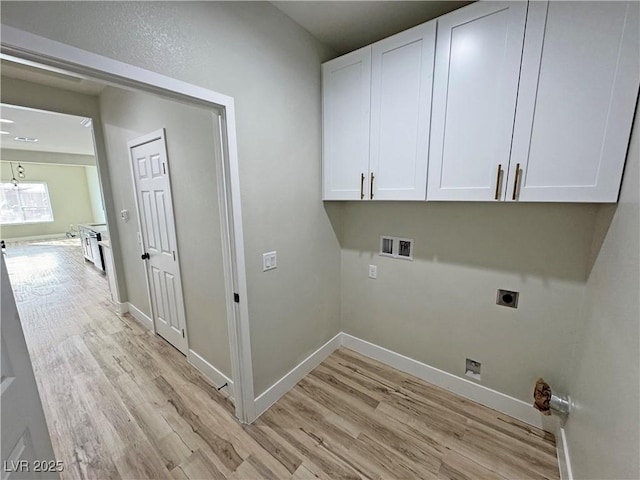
[125,302,154,331]
[188,349,234,399]
[220,106,255,423]
[115,302,128,315]
[254,333,343,418]
[213,112,256,422]
[0,25,254,423]
[555,425,573,480]
[340,333,547,430]
[2,233,67,243]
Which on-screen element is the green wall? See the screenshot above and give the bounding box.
[0,161,96,239]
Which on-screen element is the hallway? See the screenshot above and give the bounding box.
[5,239,560,479]
[4,239,242,479]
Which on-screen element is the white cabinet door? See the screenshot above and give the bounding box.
[427,1,527,201]
[369,21,435,201]
[322,46,372,200]
[509,1,640,203]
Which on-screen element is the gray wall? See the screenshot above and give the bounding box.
[0,1,342,395]
[339,201,598,402]
[98,86,231,377]
[85,166,105,224]
[565,104,639,480]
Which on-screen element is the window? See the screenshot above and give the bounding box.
[0,182,54,225]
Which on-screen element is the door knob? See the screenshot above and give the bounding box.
[141,252,150,260]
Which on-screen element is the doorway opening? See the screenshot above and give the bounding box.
[0,103,112,308]
[0,32,254,427]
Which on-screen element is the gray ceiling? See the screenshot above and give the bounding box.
[271,1,473,55]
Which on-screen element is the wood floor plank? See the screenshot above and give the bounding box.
[259,404,363,480]
[5,239,560,480]
[291,463,323,480]
[154,376,244,472]
[176,449,226,480]
[438,450,505,480]
[450,419,560,480]
[350,431,439,480]
[156,431,195,471]
[241,422,302,475]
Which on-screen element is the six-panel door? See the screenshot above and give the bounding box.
[427,1,527,201]
[322,46,371,200]
[369,21,435,201]
[130,134,188,354]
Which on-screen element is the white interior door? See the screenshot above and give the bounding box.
[1,256,59,480]
[427,1,527,201]
[369,20,435,201]
[130,130,188,354]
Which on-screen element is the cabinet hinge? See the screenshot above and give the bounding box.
[233,293,240,303]
[182,329,185,338]
[163,163,166,175]
[173,250,176,261]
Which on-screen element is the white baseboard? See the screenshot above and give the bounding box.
[3,233,69,243]
[340,333,546,431]
[188,349,234,399]
[252,331,555,434]
[115,302,128,314]
[556,425,573,480]
[125,302,153,331]
[254,332,343,418]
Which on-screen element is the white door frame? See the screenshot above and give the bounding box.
[0,25,257,423]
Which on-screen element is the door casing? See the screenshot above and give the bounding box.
[0,25,257,422]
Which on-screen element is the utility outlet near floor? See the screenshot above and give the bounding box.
[465,358,481,381]
[262,251,277,271]
[496,289,519,308]
[368,265,377,279]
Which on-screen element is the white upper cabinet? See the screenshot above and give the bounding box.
[427,1,527,201]
[369,21,436,200]
[509,1,640,203]
[322,1,639,203]
[322,46,371,200]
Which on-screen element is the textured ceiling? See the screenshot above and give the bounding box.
[272,1,473,55]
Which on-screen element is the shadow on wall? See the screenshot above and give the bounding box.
[336,201,601,283]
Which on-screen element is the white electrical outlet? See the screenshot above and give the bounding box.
[368,265,377,279]
[263,251,277,271]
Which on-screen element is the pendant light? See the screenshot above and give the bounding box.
[9,162,18,187]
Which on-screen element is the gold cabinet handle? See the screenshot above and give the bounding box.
[494,164,502,200]
[360,173,365,200]
[370,173,375,200]
[512,163,521,200]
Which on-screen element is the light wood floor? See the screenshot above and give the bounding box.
[5,239,560,480]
